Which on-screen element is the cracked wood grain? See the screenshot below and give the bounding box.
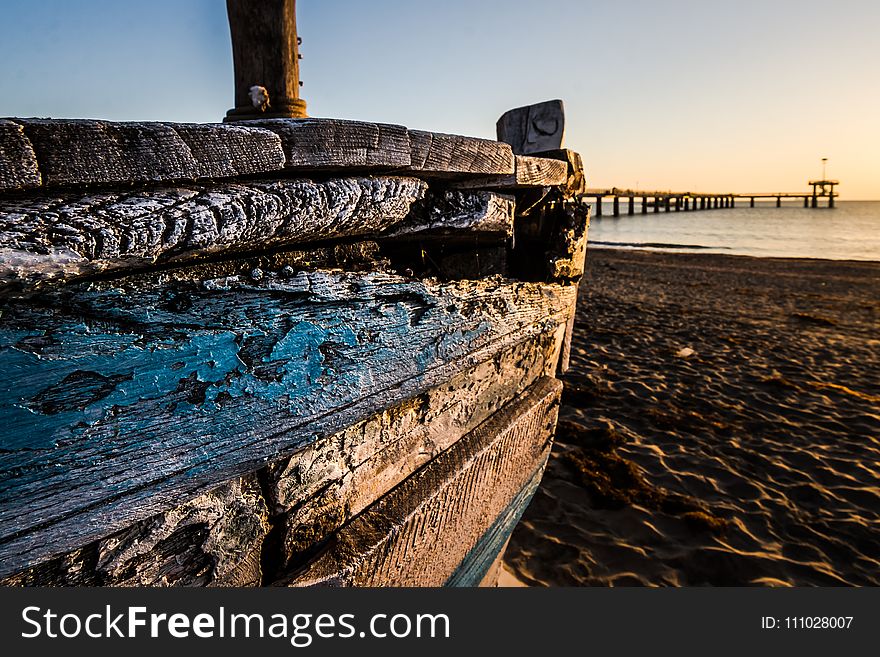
[241,118,411,169]
[449,155,568,191]
[0,266,575,577]
[0,176,427,293]
[407,130,514,178]
[8,119,286,188]
[0,117,551,192]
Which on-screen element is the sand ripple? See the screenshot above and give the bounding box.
[505,249,880,586]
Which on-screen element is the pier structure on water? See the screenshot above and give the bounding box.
[584,179,839,216]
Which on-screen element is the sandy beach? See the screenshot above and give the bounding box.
[505,247,880,586]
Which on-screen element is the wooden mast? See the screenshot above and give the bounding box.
[224,0,307,121]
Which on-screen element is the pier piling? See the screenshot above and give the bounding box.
[581,179,839,218]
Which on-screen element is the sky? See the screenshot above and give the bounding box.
[1,0,878,199]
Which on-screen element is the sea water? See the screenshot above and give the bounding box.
[587,200,880,261]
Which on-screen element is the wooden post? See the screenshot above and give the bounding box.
[674,196,681,211]
[628,196,634,215]
[225,0,308,121]
[730,196,735,208]
[653,197,660,213]
[594,196,602,216]
[700,197,706,210]
[612,196,620,216]
[750,197,755,207]
[641,196,647,214]
[665,197,671,212]
[804,196,809,208]
[776,196,781,208]
[812,188,818,208]
[828,184,835,208]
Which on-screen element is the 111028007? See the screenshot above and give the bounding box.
[761,617,854,629]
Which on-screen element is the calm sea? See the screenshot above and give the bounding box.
[587,200,880,261]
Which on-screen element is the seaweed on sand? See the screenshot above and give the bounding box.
[556,419,728,534]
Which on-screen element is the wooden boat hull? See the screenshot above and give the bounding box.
[0,111,587,587]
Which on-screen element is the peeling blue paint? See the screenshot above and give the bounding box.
[0,272,570,576]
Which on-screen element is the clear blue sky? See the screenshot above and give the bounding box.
[1,0,877,198]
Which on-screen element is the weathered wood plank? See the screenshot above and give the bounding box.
[0,120,41,192]
[496,99,565,155]
[449,155,568,191]
[383,190,514,240]
[512,154,568,186]
[0,326,564,585]
[0,116,546,189]
[286,376,561,587]
[448,473,541,587]
[265,326,565,573]
[1,474,269,587]
[512,197,590,281]
[0,176,426,293]
[0,268,575,576]
[170,123,287,178]
[531,148,587,196]
[242,118,411,169]
[407,130,514,177]
[10,119,285,188]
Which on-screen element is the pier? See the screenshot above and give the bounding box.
[584,180,838,216]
